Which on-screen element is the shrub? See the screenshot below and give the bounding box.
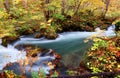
[84,37,120,76]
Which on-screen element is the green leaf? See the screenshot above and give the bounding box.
[32,71,40,78]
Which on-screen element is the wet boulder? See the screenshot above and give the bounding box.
[45,33,58,40]
[34,33,44,38]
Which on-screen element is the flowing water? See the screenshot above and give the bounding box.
[0,45,26,70]
[0,25,116,77]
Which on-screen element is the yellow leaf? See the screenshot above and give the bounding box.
[31,16,39,20]
[118,65,120,68]
[47,18,53,23]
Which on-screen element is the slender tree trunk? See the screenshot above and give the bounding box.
[74,0,77,12]
[41,2,47,22]
[74,0,82,15]
[61,0,69,15]
[44,0,50,21]
[103,0,111,19]
[61,0,65,15]
[22,0,27,9]
[116,0,119,9]
[65,0,69,14]
[3,0,10,13]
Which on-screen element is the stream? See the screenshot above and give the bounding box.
[0,25,116,77]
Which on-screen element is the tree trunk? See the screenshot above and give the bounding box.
[74,0,82,15]
[65,0,69,14]
[44,0,50,21]
[22,0,27,9]
[3,0,10,13]
[61,0,65,15]
[103,0,111,19]
[116,0,119,9]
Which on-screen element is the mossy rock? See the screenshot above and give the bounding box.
[25,46,41,57]
[34,33,44,38]
[23,29,34,35]
[2,35,19,47]
[45,33,58,39]
[20,45,49,57]
[115,21,120,31]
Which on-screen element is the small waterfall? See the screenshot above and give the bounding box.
[0,45,26,70]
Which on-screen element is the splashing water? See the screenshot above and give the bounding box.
[0,39,56,75]
[0,45,26,70]
[0,45,56,75]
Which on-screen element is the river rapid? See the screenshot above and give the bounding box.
[0,25,116,77]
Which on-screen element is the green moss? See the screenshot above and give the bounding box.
[115,21,120,31]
